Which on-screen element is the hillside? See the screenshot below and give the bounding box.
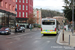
[41,9,63,18]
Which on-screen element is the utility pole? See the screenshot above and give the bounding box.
[72,0,74,35]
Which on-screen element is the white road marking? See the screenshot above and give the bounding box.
[34,40,39,43]
[47,41,50,43]
[7,33,30,38]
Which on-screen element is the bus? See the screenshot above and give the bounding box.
[41,18,59,35]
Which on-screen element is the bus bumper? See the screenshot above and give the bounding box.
[41,31,57,34]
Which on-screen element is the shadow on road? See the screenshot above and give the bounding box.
[43,34,57,36]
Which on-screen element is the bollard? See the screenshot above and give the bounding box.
[62,30,64,41]
[69,35,70,45]
[62,33,64,41]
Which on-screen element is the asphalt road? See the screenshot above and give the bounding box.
[0,30,75,50]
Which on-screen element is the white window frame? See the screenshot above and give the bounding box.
[19,5,21,10]
[19,12,21,17]
[23,12,24,17]
[23,5,24,10]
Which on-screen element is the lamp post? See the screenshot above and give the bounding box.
[72,0,74,35]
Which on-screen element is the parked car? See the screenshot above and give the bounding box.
[15,26,25,32]
[0,27,11,35]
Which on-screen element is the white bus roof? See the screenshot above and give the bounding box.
[42,18,56,20]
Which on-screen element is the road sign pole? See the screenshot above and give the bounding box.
[62,16,65,41]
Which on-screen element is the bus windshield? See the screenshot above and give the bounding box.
[42,20,55,25]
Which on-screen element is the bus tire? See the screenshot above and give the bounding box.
[43,34,45,36]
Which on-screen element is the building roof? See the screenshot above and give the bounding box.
[53,16,64,18]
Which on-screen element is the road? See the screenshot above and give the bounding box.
[0,30,75,50]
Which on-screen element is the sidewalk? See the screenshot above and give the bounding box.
[57,30,75,47]
[11,28,40,34]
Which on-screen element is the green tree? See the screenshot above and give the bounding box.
[63,0,75,22]
[63,0,75,29]
[64,0,69,6]
[27,14,35,24]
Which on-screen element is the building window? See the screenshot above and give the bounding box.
[23,0,24,3]
[1,1,3,7]
[26,5,28,10]
[19,5,21,10]
[26,12,28,17]
[26,0,28,3]
[13,0,15,2]
[19,0,21,3]
[9,4,11,10]
[23,12,24,17]
[5,2,7,8]
[16,0,17,2]
[16,4,17,8]
[19,12,21,17]
[12,6,14,11]
[0,1,1,6]
[23,5,24,10]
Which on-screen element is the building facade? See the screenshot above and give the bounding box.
[33,9,42,25]
[16,0,33,27]
[53,16,65,26]
[0,0,16,28]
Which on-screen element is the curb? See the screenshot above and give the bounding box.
[56,30,69,45]
[56,30,75,48]
[56,30,64,45]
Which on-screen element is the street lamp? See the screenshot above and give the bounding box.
[72,0,74,35]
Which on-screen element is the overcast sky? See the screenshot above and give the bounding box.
[33,0,65,13]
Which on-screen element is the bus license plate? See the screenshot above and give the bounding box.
[47,32,51,33]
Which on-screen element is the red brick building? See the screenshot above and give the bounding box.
[0,0,16,28]
[16,0,33,27]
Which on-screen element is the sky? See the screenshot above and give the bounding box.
[33,0,65,13]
